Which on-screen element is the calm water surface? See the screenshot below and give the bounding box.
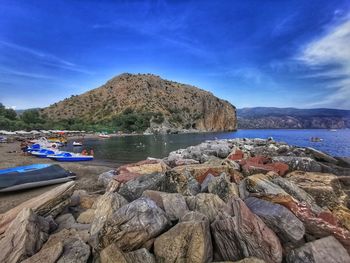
[64,129,350,166]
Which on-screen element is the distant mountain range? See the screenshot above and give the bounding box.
[237,107,350,129]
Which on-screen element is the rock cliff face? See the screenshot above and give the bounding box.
[41,73,237,132]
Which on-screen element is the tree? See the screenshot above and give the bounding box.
[21,109,42,124]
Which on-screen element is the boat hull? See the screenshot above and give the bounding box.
[49,156,93,162]
[0,164,75,192]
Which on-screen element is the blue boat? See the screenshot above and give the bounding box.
[48,152,94,162]
[31,148,58,158]
[27,143,41,152]
[0,164,75,192]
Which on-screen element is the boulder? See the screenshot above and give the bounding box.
[180,211,210,224]
[246,173,288,196]
[55,213,90,231]
[245,197,305,243]
[306,147,339,164]
[100,243,156,263]
[262,194,350,253]
[286,236,350,263]
[77,209,95,224]
[271,176,322,214]
[208,173,239,202]
[232,258,266,263]
[57,239,90,263]
[271,156,322,173]
[227,148,244,161]
[174,158,200,167]
[0,181,75,235]
[98,170,116,187]
[127,248,156,263]
[97,198,171,251]
[201,173,216,192]
[154,220,213,263]
[163,169,201,196]
[333,205,350,231]
[171,163,241,185]
[100,243,128,263]
[142,190,189,221]
[211,198,282,263]
[285,171,348,208]
[106,179,121,192]
[79,194,99,209]
[41,228,90,263]
[22,241,64,263]
[240,156,289,176]
[118,173,165,201]
[186,193,226,222]
[90,192,128,236]
[0,208,49,263]
[114,160,168,183]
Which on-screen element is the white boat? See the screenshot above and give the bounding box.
[330,129,337,132]
[73,141,83,146]
[98,133,111,138]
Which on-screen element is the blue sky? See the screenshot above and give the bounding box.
[1,0,350,109]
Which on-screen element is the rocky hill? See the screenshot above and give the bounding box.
[238,107,350,129]
[41,73,237,133]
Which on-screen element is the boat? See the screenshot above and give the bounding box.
[98,133,111,138]
[48,152,94,162]
[73,141,83,146]
[0,164,75,192]
[330,129,337,132]
[27,143,41,152]
[310,137,323,142]
[31,148,60,158]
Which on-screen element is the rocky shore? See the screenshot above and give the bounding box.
[1,138,350,262]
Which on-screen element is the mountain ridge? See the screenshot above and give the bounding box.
[41,73,237,133]
[237,107,350,129]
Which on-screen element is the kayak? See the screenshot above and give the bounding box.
[27,143,41,152]
[0,164,75,192]
[48,152,94,162]
[31,148,59,158]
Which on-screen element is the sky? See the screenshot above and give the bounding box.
[0,0,350,110]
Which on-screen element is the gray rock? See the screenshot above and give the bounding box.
[181,211,210,224]
[286,236,350,263]
[142,190,189,221]
[163,169,201,196]
[201,173,216,192]
[208,173,239,202]
[211,198,282,263]
[271,176,323,214]
[186,193,226,223]
[55,213,90,232]
[271,156,322,173]
[98,170,116,187]
[100,244,155,263]
[118,173,165,201]
[306,147,339,164]
[245,197,305,243]
[0,208,49,263]
[97,197,171,252]
[90,192,128,236]
[57,238,90,263]
[127,248,156,263]
[154,220,213,263]
[22,241,64,263]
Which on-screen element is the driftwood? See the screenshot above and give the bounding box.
[0,181,75,235]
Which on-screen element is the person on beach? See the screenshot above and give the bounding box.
[20,141,29,155]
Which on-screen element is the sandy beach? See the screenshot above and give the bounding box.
[0,141,115,213]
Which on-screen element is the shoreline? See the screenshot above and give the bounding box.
[0,142,115,213]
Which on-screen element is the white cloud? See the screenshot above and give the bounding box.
[298,19,350,108]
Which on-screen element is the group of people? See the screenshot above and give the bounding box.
[81,149,94,156]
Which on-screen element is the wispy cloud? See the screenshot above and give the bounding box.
[297,18,350,108]
[0,40,92,74]
[0,66,54,79]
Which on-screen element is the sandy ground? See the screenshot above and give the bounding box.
[0,142,116,213]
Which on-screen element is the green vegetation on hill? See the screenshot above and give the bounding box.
[0,102,165,133]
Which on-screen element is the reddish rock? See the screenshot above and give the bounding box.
[228,149,244,161]
[262,194,350,253]
[240,156,289,176]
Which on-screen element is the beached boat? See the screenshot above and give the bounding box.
[0,164,75,192]
[48,152,94,162]
[98,133,111,138]
[31,148,60,158]
[73,141,83,146]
